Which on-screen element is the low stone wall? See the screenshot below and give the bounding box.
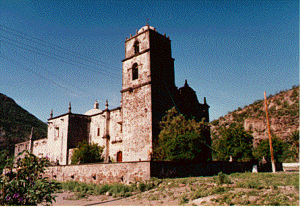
[44,161,284,185]
[44,161,150,184]
[150,161,283,178]
[282,163,298,172]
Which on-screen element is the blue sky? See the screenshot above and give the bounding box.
[0,0,298,122]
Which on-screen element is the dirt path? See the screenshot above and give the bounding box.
[51,191,179,206]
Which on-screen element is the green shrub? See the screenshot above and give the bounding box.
[215,172,232,185]
[212,124,254,161]
[60,181,138,198]
[0,151,61,205]
[211,120,219,126]
[253,136,289,162]
[0,150,13,174]
[179,194,189,205]
[153,107,211,162]
[71,141,104,164]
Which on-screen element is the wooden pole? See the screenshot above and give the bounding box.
[264,91,276,173]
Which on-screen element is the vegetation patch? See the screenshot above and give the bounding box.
[60,179,158,199]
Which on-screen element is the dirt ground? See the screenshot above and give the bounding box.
[50,172,299,206]
[51,190,180,206]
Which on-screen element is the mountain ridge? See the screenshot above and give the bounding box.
[211,85,299,144]
[0,93,47,152]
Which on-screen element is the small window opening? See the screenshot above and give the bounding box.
[97,128,100,136]
[92,174,96,180]
[132,63,138,80]
[55,127,59,137]
[134,41,139,54]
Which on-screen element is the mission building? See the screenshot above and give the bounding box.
[15,25,210,165]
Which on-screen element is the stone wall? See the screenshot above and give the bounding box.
[44,161,151,184]
[108,108,123,161]
[43,161,282,185]
[47,114,69,165]
[122,85,152,162]
[122,34,153,162]
[32,138,48,158]
[150,161,283,178]
[14,140,31,158]
[68,114,90,149]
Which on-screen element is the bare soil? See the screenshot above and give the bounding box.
[50,172,299,206]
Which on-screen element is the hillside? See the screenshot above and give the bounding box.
[0,93,47,152]
[211,86,299,144]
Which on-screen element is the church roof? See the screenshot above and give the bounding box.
[84,100,102,115]
[84,108,102,116]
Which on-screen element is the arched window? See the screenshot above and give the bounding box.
[132,63,138,80]
[134,41,139,54]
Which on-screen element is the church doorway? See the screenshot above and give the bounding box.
[117,151,122,162]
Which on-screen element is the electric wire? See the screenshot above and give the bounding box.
[1,36,119,79]
[0,54,82,97]
[0,24,121,71]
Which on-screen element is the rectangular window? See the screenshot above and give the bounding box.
[132,63,138,80]
[97,128,100,136]
[55,127,59,137]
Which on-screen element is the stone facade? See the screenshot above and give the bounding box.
[15,25,210,165]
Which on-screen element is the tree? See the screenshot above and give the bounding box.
[153,107,211,162]
[253,136,289,162]
[0,150,13,175]
[212,124,254,161]
[0,151,60,205]
[286,130,299,161]
[71,141,104,164]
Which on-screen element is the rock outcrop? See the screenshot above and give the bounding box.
[211,86,299,145]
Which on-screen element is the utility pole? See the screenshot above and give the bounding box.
[29,127,34,153]
[264,91,276,173]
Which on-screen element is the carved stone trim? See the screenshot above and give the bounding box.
[120,81,151,93]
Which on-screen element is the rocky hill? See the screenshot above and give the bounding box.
[211,86,299,145]
[0,93,47,152]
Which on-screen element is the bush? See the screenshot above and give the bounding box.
[215,172,232,185]
[153,107,211,162]
[0,150,13,174]
[0,151,60,205]
[60,181,138,198]
[253,136,289,162]
[71,141,104,164]
[286,130,299,162]
[212,124,254,161]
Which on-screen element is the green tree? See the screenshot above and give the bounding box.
[71,141,104,164]
[0,150,13,175]
[153,107,211,162]
[286,130,299,162]
[212,124,254,161]
[253,136,289,162]
[0,151,60,205]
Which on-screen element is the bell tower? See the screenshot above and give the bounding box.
[121,25,176,162]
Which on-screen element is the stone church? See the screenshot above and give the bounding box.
[15,25,210,165]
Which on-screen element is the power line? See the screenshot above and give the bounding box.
[0,24,121,71]
[1,37,119,79]
[0,54,83,97]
